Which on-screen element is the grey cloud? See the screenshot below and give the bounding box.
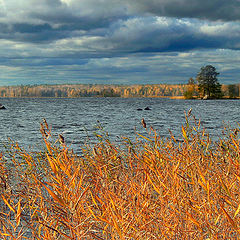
[1,16,240,62]
[0,49,239,86]
[0,20,109,43]
[0,0,128,43]
[126,0,240,21]
[0,0,239,46]
[0,23,67,43]
[3,0,128,26]
[1,17,240,58]
[90,18,240,55]
[0,0,240,86]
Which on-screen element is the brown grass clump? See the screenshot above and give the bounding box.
[0,113,240,239]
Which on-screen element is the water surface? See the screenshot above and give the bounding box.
[0,98,239,152]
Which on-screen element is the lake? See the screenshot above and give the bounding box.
[0,97,239,153]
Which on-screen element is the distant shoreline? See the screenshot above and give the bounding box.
[0,96,239,100]
[0,83,239,99]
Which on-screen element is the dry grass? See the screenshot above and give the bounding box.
[0,113,240,239]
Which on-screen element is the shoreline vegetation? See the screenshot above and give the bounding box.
[0,83,239,99]
[1,115,240,238]
[0,65,236,100]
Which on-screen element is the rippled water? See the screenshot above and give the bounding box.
[0,97,239,152]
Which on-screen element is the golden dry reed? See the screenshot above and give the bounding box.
[0,113,240,239]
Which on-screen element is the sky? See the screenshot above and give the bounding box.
[0,0,240,86]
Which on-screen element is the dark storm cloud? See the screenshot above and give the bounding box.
[127,0,240,21]
[0,0,239,48]
[78,18,240,56]
[0,21,108,43]
[0,17,240,59]
[0,22,65,42]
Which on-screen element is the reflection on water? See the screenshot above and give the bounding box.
[0,97,239,152]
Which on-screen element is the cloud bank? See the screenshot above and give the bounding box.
[0,0,239,85]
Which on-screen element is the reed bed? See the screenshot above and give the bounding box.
[0,113,240,239]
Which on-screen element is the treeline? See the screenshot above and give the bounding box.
[0,84,239,98]
[0,84,188,98]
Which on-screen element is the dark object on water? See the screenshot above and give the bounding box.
[137,108,143,111]
[144,107,151,110]
[0,104,6,109]
[141,118,146,128]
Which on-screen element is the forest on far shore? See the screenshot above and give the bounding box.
[0,83,239,98]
